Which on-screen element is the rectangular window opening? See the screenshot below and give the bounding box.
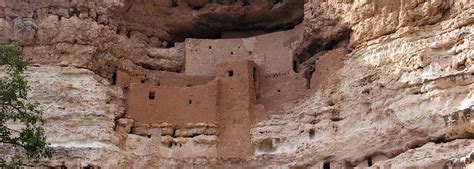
[228,70,234,77]
[111,72,117,85]
[293,60,298,73]
[171,0,178,7]
[323,162,330,169]
[367,156,373,166]
[149,92,156,100]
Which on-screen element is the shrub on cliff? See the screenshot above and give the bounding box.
[0,45,52,166]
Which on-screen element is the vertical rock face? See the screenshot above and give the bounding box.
[26,66,122,146]
[0,0,473,168]
[0,66,126,168]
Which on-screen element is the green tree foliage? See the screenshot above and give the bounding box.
[0,45,52,166]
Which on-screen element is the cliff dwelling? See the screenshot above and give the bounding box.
[2,0,474,168]
[113,24,345,159]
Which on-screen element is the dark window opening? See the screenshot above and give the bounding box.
[188,100,192,104]
[149,92,155,100]
[253,67,257,87]
[230,52,234,55]
[293,60,298,72]
[277,89,281,92]
[147,134,151,138]
[228,70,234,77]
[367,156,373,166]
[140,79,146,83]
[171,0,178,7]
[248,51,252,55]
[306,78,311,90]
[209,46,212,49]
[111,72,117,85]
[242,0,250,6]
[272,0,282,4]
[309,129,315,139]
[191,6,202,10]
[323,162,330,169]
[83,166,93,169]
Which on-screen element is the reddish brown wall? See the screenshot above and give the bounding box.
[159,71,214,87]
[216,60,259,110]
[185,24,303,76]
[125,81,218,126]
[259,71,307,113]
[215,60,259,158]
[116,71,142,88]
[311,48,348,90]
[118,59,314,159]
[115,25,310,159]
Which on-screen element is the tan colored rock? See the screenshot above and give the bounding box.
[23,66,123,146]
[304,0,463,48]
[1,2,185,79]
[375,139,474,168]
[116,118,133,134]
[252,2,473,167]
[193,135,218,145]
[0,18,11,43]
[0,0,472,168]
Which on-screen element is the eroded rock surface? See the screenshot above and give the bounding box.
[0,0,473,168]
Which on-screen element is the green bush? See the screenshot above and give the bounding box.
[0,45,52,167]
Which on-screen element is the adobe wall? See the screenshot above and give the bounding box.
[116,71,143,88]
[216,60,259,110]
[116,51,309,158]
[258,71,307,113]
[215,60,265,158]
[159,71,214,87]
[125,81,218,127]
[311,48,348,90]
[185,24,303,76]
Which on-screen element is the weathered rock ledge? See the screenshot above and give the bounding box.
[0,0,472,168]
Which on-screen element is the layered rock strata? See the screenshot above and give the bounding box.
[0,0,472,168]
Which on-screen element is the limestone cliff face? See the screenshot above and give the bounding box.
[0,0,473,168]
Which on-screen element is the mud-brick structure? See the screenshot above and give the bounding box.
[115,25,309,158]
[185,24,303,76]
[185,24,307,112]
